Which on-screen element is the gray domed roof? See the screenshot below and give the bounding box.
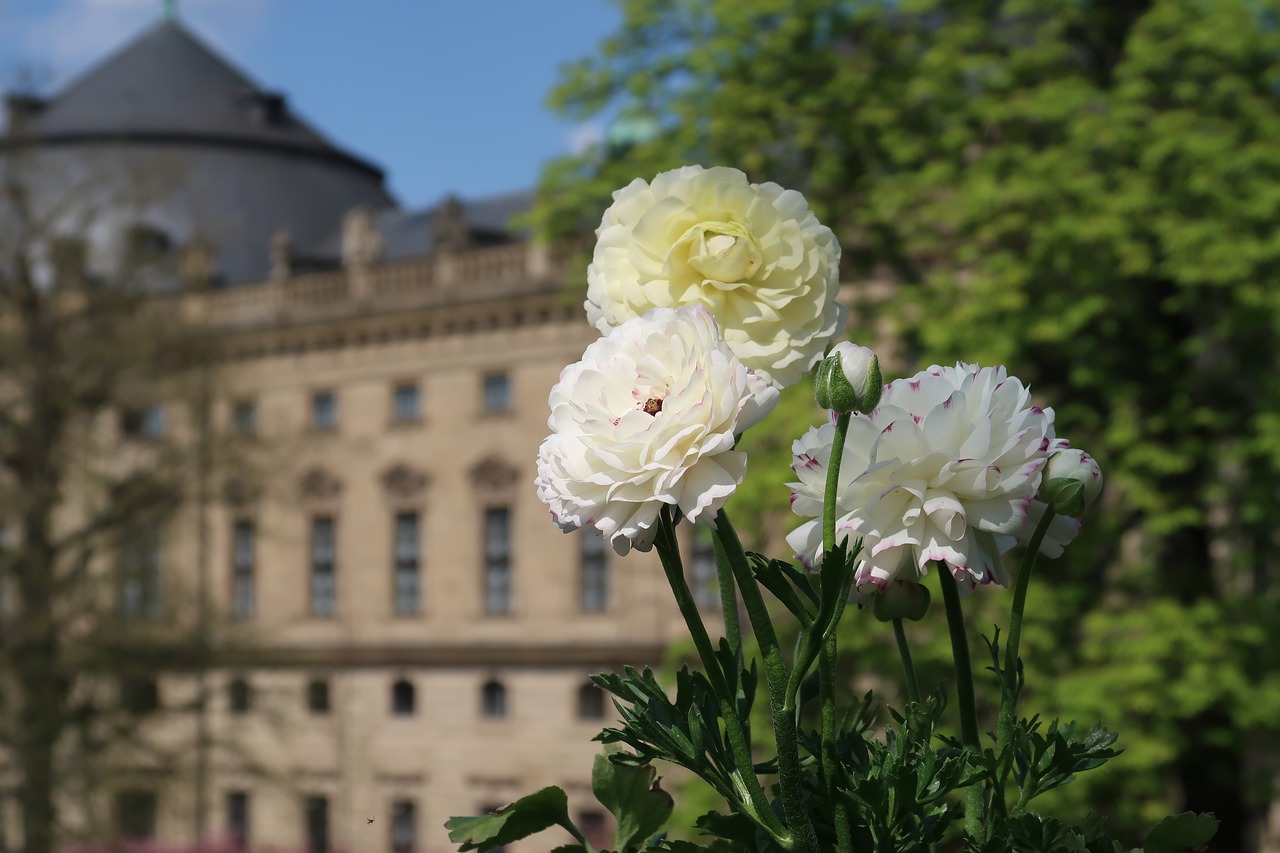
[1,18,396,284]
[13,19,380,178]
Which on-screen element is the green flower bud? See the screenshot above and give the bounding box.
[872,579,932,622]
[1040,448,1103,517]
[813,341,882,414]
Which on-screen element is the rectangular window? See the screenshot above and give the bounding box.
[116,790,157,840]
[311,391,337,431]
[141,404,166,439]
[390,800,416,853]
[304,795,329,853]
[311,517,336,617]
[232,520,255,619]
[580,528,609,613]
[394,511,420,616]
[484,507,511,615]
[392,383,421,423]
[227,791,250,850]
[232,400,257,435]
[690,530,719,611]
[482,373,511,413]
[119,524,162,619]
[121,405,165,439]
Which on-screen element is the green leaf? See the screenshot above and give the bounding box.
[1143,812,1219,853]
[592,749,674,851]
[446,786,579,852]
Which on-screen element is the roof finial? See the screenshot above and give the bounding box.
[162,0,177,20]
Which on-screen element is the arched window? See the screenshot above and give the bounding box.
[123,224,173,269]
[577,682,606,721]
[391,678,415,716]
[481,679,507,719]
[229,677,252,714]
[307,678,330,714]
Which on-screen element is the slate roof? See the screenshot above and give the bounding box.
[380,190,535,261]
[310,190,535,264]
[10,18,382,179]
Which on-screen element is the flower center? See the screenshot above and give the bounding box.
[642,397,663,416]
[674,221,762,288]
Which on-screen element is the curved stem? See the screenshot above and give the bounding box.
[892,619,921,706]
[654,510,792,847]
[936,562,984,839]
[712,533,742,657]
[995,509,1057,812]
[715,511,818,853]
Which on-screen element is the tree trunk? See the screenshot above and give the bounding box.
[1162,516,1248,852]
[15,531,69,853]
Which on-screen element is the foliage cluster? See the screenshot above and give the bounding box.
[531,0,1280,843]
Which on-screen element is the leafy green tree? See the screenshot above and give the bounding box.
[537,0,1280,845]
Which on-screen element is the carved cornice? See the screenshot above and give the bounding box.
[381,462,429,501]
[222,476,262,509]
[470,455,519,495]
[299,466,343,503]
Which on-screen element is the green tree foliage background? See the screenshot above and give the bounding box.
[535,0,1280,846]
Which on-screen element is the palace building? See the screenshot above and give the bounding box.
[0,16,703,853]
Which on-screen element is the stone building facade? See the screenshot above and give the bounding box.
[0,16,702,853]
[175,233,692,853]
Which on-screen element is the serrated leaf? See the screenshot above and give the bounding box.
[1144,811,1218,853]
[446,786,577,851]
[593,750,674,852]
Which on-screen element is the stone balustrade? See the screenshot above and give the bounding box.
[198,241,563,331]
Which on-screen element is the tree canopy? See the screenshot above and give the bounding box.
[536,0,1280,845]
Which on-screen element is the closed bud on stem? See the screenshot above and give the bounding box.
[1039,448,1103,517]
[813,341,882,414]
[872,579,932,622]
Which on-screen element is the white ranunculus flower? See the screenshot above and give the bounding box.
[586,165,845,389]
[787,363,1079,592]
[536,304,779,556]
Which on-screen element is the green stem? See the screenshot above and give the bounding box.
[654,510,792,847]
[819,412,854,853]
[892,619,921,706]
[822,413,853,555]
[995,509,1058,813]
[820,633,853,853]
[712,533,742,657]
[715,512,819,853]
[937,561,984,839]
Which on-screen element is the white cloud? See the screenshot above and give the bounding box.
[21,0,272,87]
[566,121,604,155]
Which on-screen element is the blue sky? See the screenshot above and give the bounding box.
[0,0,622,210]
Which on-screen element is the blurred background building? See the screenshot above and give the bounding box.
[0,14,697,853]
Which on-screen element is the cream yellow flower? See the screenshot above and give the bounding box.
[586,165,845,389]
